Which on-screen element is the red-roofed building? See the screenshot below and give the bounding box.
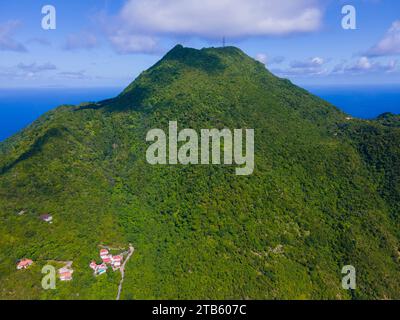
[58,265,74,281]
[89,261,97,270]
[100,249,109,259]
[17,259,33,270]
[112,255,123,262]
[59,271,73,281]
[96,263,107,275]
[111,255,123,270]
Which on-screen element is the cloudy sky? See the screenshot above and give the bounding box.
[1,0,400,88]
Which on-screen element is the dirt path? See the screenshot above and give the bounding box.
[99,244,127,251]
[116,244,134,301]
[46,260,73,268]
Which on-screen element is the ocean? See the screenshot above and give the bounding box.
[305,85,400,119]
[0,86,399,142]
[0,88,122,142]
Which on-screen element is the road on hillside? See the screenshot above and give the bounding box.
[116,244,134,300]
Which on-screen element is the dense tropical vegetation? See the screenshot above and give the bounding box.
[1,45,400,299]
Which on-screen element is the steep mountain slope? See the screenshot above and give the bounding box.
[0,45,400,299]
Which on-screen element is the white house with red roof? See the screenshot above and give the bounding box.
[89,261,97,271]
[58,265,74,281]
[91,248,127,275]
[97,263,107,275]
[90,259,109,276]
[100,249,109,259]
[111,255,123,271]
[59,269,73,281]
[59,272,72,281]
[17,259,33,270]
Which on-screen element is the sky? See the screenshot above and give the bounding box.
[1,0,400,88]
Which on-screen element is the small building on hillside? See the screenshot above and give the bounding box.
[89,261,97,271]
[90,261,108,276]
[17,259,33,270]
[97,263,107,275]
[40,214,53,223]
[92,248,126,275]
[59,270,73,281]
[111,255,123,271]
[100,249,109,259]
[59,272,72,281]
[58,265,74,281]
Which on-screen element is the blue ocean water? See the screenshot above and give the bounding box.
[0,86,399,142]
[0,88,122,142]
[305,85,400,119]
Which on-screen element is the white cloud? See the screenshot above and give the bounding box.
[0,62,57,81]
[120,0,323,38]
[255,53,267,64]
[334,57,398,74]
[354,57,372,70]
[367,20,400,57]
[108,31,159,54]
[255,54,285,66]
[272,55,398,78]
[0,20,27,52]
[311,57,324,65]
[290,56,325,69]
[104,0,323,54]
[272,56,328,76]
[272,57,329,77]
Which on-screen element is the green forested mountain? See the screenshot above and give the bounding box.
[1,45,400,300]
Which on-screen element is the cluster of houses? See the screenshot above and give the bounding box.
[89,249,123,276]
[16,247,126,282]
[17,258,33,270]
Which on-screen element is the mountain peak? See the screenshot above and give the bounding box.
[116,44,260,105]
[165,44,245,56]
[160,44,248,66]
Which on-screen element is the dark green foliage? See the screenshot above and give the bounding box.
[376,112,400,128]
[0,45,400,300]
